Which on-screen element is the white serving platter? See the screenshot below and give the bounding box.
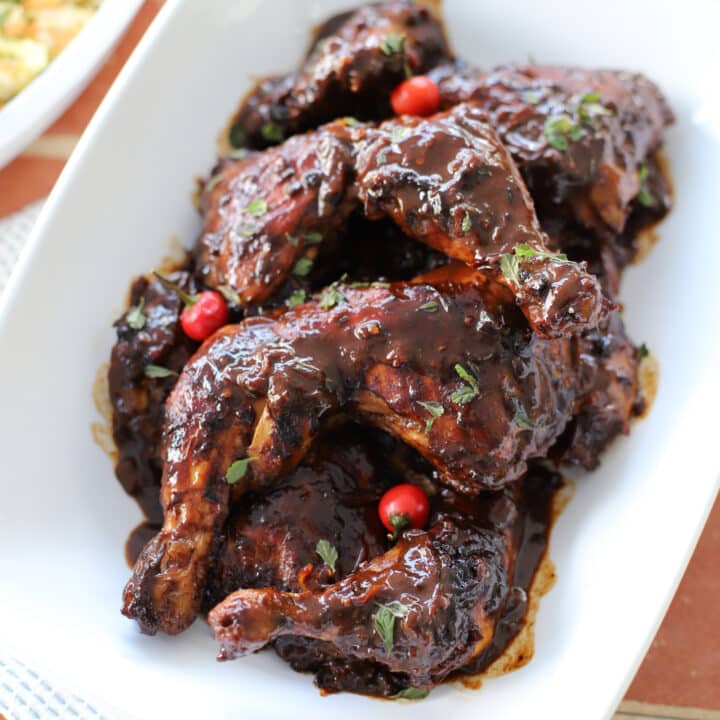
[0,1,719,718]
[0,0,143,169]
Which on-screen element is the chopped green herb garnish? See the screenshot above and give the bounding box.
[218,285,241,305]
[577,91,612,123]
[260,121,284,143]
[304,231,323,245]
[227,147,249,160]
[339,116,361,127]
[319,286,344,310]
[544,115,584,151]
[381,33,406,56]
[244,198,268,216]
[229,125,247,149]
[500,253,520,284]
[522,90,542,105]
[637,342,650,360]
[581,91,602,104]
[418,300,438,313]
[315,539,338,574]
[286,234,299,247]
[513,243,568,263]
[461,212,472,233]
[204,170,226,193]
[514,412,535,430]
[226,457,256,485]
[450,364,479,405]
[126,298,146,330]
[637,163,655,207]
[287,289,307,308]
[500,244,568,284]
[373,601,408,652]
[292,257,314,277]
[391,125,412,145]
[144,364,177,379]
[418,401,444,433]
[392,688,429,700]
[152,272,197,307]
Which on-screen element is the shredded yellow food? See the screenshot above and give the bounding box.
[0,0,101,107]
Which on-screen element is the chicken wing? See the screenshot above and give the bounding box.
[228,0,449,150]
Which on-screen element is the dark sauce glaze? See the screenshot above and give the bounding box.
[105,0,674,700]
[207,426,561,696]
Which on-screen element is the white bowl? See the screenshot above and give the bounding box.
[0,0,144,169]
[0,1,718,719]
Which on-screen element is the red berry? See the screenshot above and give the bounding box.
[390,76,440,117]
[180,290,229,341]
[378,483,430,537]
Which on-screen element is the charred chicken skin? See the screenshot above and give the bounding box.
[200,103,606,337]
[228,0,450,150]
[123,269,580,635]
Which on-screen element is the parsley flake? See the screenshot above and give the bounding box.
[373,601,408,652]
[204,170,226,193]
[392,688,429,700]
[391,125,412,145]
[287,289,307,308]
[244,198,268,216]
[418,300,438,313]
[500,244,568,284]
[227,148,249,160]
[315,539,338,574]
[126,298,146,330]
[461,212,472,233]
[450,364,479,405]
[418,401,444,433]
[261,122,284,143]
[637,342,650,360]
[319,286,344,310]
[144,364,177,379]
[286,234,299,247]
[500,253,520,284]
[637,163,655,207]
[304,231,323,245]
[218,285,241,305]
[544,115,584,151]
[292,257,314,277]
[514,412,535,430]
[381,33,406,56]
[226,457,256,485]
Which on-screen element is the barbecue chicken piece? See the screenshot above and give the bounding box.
[210,459,559,691]
[199,104,606,337]
[207,427,558,696]
[430,62,674,237]
[228,0,449,150]
[123,269,578,635]
[555,311,641,468]
[108,271,198,524]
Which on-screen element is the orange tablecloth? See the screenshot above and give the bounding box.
[1,3,717,718]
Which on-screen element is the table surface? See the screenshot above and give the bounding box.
[0,3,717,718]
